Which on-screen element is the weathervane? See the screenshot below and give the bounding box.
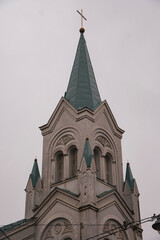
[77,9,87,32]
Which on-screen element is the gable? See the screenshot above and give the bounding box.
[32,188,80,240]
[40,98,124,138]
[97,190,133,221]
[34,187,79,222]
[40,97,78,136]
[93,101,124,139]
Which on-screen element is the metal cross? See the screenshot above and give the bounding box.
[77,9,87,28]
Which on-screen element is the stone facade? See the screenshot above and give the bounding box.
[0,31,142,240]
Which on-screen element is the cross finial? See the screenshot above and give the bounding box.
[77,9,87,33]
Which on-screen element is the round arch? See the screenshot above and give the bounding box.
[41,217,74,240]
[103,219,128,240]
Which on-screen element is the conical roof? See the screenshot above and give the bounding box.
[65,31,101,111]
[83,138,93,167]
[125,163,135,191]
[30,159,40,188]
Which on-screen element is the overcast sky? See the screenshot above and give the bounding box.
[0,0,160,239]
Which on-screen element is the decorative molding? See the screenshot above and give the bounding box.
[56,134,74,146]
[103,219,127,240]
[96,136,111,148]
[43,218,73,240]
[54,223,62,234]
[62,221,72,235]
[45,226,53,239]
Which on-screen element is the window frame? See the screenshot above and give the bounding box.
[105,153,112,184]
[55,151,64,183]
[94,147,101,179]
[68,145,77,178]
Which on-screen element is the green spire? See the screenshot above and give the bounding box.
[83,138,93,167]
[125,163,135,191]
[65,32,102,111]
[30,159,40,188]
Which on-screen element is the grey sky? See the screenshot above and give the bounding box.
[0,0,160,239]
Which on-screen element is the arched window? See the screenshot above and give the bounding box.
[105,153,112,184]
[69,146,77,177]
[94,147,101,178]
[55,151,64,182]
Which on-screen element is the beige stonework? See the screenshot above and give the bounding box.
[0,97,142,240]
[0,32,142,240]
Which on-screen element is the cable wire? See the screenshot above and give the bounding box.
[86,214,157,240]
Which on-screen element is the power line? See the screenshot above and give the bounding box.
[86,214,157,240]
[0,215,154,228]
[86,225,123,240]
[0,214,157,240]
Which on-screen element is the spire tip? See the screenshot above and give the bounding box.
[80,28,85,33]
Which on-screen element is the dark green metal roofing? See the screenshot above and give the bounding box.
[57,187,79,197]
[97,189,115,198]
[0,218,32,235]
[83,138,93,167]
[125,163,135,191]
[30,159,40,188]
[65,32,102,111]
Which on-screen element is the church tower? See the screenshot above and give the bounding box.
[0,28,142,240]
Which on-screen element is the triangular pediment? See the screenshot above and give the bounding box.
[40,97,98,136]
[97,189,133,220]
[33,187,79,222]
[93,101,124,139]
[40,97,124,139]
[39,97,78,136]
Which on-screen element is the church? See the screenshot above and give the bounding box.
[0,27,143,240]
